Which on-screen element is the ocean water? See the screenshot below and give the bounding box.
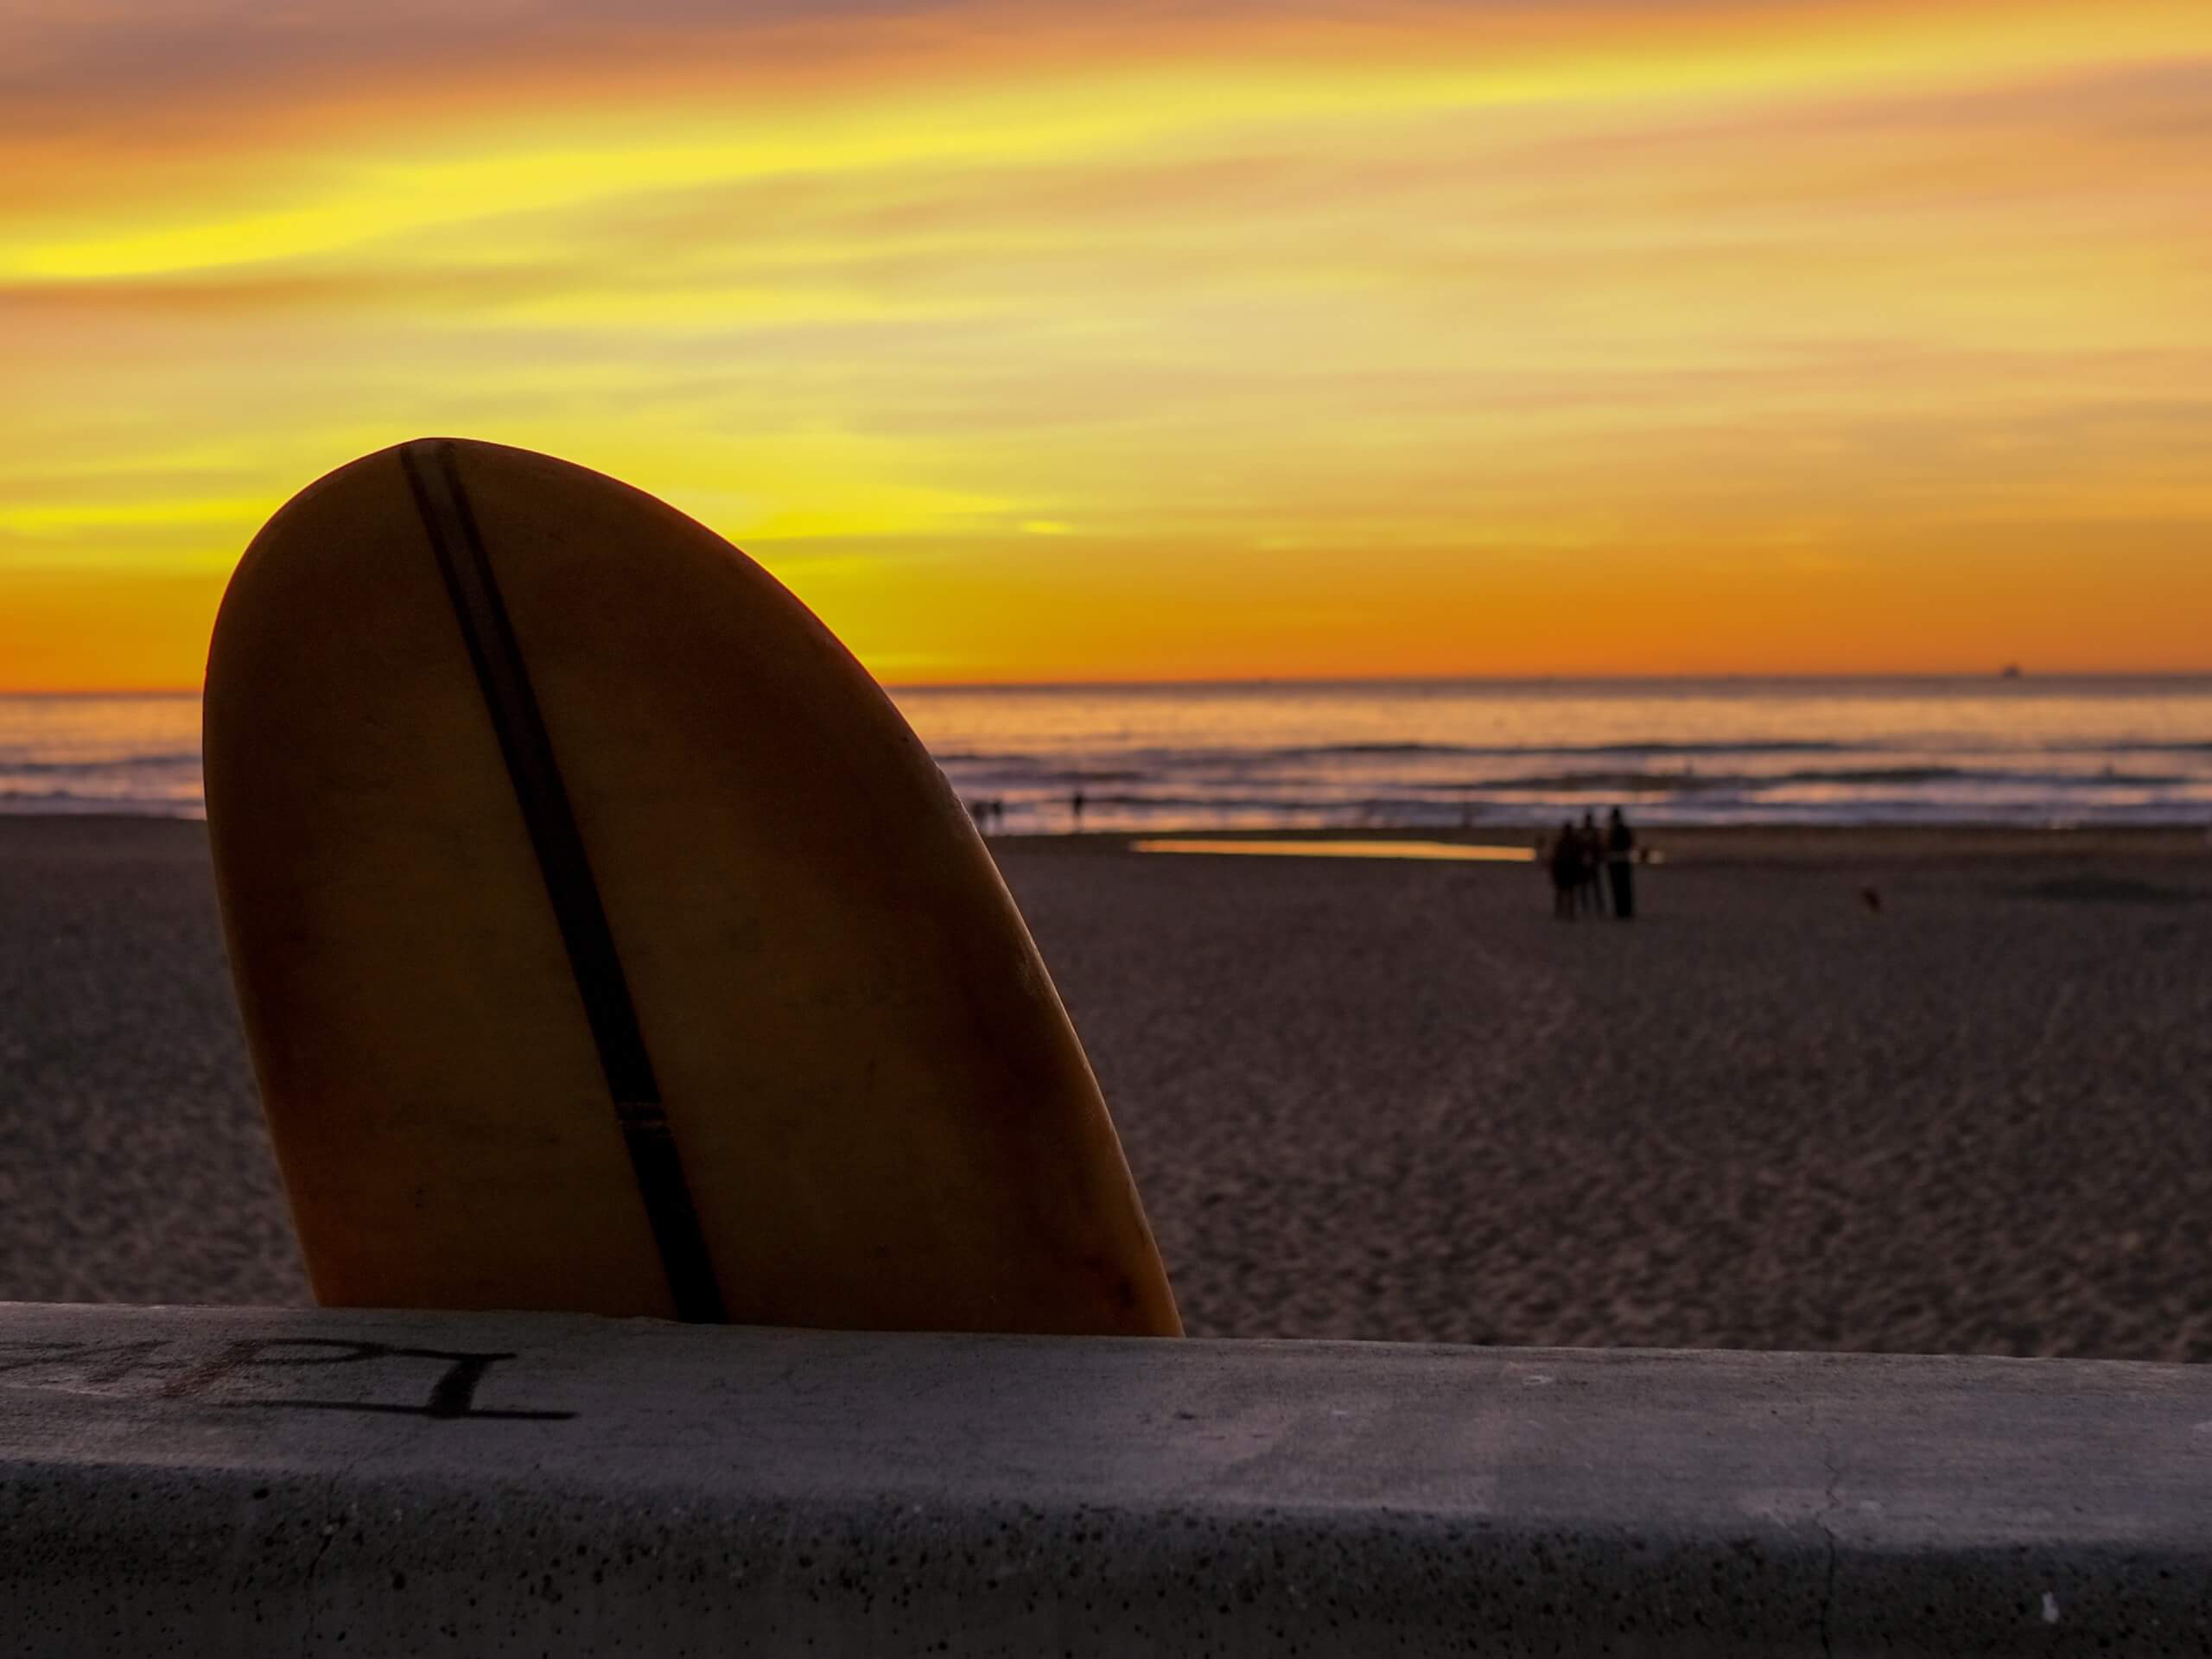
[0,696,206,817]
[5,679,2211,831]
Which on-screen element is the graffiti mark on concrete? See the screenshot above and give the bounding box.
[0,1335,575,1420]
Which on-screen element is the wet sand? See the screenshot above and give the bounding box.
[3,816,2209,1358]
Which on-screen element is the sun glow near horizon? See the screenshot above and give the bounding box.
[5,0,2210,691]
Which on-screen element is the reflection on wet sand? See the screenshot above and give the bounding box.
[1131,838,1533,862]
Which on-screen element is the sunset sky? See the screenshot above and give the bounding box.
[3,0,2208,690]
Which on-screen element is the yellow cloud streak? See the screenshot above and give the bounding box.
[8,0,2198,281]
[0,495,268,539]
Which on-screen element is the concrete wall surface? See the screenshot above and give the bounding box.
[3,1302,2209,1656]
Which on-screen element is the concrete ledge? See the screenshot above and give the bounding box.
[3,1303,2209,1656]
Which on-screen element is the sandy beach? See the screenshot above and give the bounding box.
[3,815,2209,1359]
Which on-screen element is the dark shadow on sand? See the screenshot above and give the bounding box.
[2012,874,2204,907]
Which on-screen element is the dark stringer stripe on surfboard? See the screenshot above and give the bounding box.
[401,438,728,1324]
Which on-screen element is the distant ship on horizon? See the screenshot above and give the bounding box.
[2000,663,2024,679]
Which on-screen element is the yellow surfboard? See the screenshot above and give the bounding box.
[204,438,1179,1336]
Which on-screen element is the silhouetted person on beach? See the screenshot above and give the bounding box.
[1579,811,1607,915]
[1606,805,1636,919]
[1548,819,1581,919]
[1071,787,1086,830]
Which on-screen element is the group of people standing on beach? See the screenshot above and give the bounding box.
[1549,807,1636,920]
[966,788,1088,836]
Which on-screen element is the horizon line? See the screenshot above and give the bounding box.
[15,668,2212,698]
